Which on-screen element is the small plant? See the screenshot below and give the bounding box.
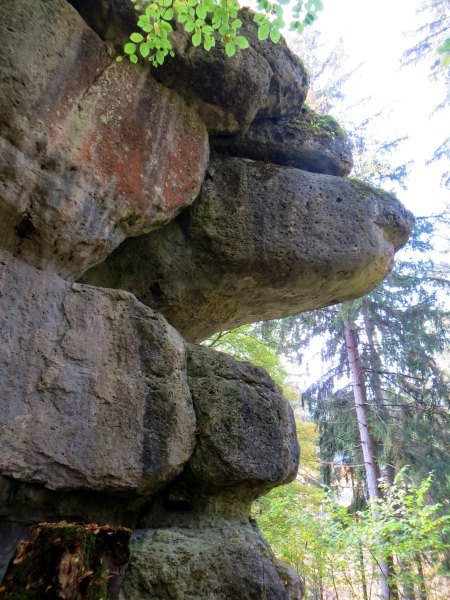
[290,106,347,140]
[119,0,324,67]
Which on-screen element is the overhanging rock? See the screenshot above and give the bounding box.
[83,155,414,342]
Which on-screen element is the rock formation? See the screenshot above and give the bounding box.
[0,0,414,597]
[83,154,412,341]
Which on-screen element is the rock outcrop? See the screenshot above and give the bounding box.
[0,0,208,278]
[83,154,413,341]
[0,0,414,597]
[121,525,302,600]
[68,2,309,133]
[211,107,353,176]
[0,248,195,494]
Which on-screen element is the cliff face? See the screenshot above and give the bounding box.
[0,1,414,597]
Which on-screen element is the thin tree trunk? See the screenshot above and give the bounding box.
[361,305,403,600]
[357,542,369,600]
[416,555,427,600]
[343,318,397,600]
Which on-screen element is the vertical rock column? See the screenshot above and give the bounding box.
[120,345,303,599]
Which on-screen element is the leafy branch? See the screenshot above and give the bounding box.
[120,0,324,67]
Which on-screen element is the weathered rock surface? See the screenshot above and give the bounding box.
[212,108,353,176]
[0,0,208,278]
[0,249,195,493]
[83,155,414,341]
[120,524,303,599]
[179,345,299,501]
[68,2,309,133]
[1,1,416,597]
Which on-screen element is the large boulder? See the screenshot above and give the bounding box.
[83,155,414,341]
[120,524,303,599]
[141,344,299,522]
[179,345,299,502]
[211,108,353,176]
[68,2,309,133]
[0,0,208,278]
[0,249,195,493]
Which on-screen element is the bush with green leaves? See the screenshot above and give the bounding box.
[120,0,324,67]
[255,470,450,598]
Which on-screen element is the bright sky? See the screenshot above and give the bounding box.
[286,0,449,218]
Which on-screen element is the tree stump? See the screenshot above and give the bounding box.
[0,522,130,599]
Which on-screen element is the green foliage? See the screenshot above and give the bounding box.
[204,324,298,400]
[369,471,450,579]
[290,106,347,140]
[121,0,324,67]
[255,471,449,597]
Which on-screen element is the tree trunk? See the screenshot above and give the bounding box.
[343,318,397,600]
[416,555,427,600]
[0,522,130,599]
[357,542,369,600]
[344,319,381,502]
[361,304,404,600]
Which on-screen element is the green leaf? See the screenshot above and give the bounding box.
[116,55,124,62]
[232,19,242,29]
[156,49,165,64]
[130,32,144,43]
[185,20,195,32]
[257,21,270,41]
[225,41,236,57]
[163,8,174,20]
[196,4,207,19]
[272,17,284,29]
[140,43,150,58]
[192,31,202,46]
[160,21,173,32]
[124,42,137,54]
[235,35,249,50]
[129,53,138,64]
[270,28,281,44]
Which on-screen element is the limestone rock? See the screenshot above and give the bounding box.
[120,524,303,599]
[0,249,195,493]
[0,0,208,278]
[211,108,353,176]
[83,155,415,342]
[68,2,309,133]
